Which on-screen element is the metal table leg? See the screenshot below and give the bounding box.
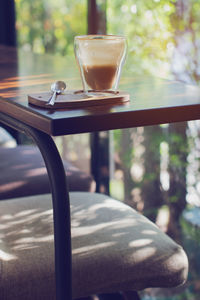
[0,112,72,300]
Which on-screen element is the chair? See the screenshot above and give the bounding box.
[0,145,96,200]
[0,192,188,299]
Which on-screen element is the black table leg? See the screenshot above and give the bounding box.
[0,112,72,300]
[90,131,110,195]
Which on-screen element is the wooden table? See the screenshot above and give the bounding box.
[1,45,200,300]
[1,46,200,136]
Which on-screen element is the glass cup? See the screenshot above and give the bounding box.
[74,35,127,96]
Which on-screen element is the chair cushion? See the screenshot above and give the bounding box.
[0,193,188,299]
[0,146,95,200]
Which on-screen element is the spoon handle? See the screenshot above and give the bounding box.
[46,91,57,106]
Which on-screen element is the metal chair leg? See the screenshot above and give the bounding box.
[0,112,72,300]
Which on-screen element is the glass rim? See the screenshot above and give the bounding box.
[74,34,126,41]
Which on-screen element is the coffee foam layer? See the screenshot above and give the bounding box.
[77,39,125,65]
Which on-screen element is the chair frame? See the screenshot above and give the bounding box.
[0,112,72,300]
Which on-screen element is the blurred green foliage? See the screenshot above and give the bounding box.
[107,0,200,81]
[15,0,200,80]
[15,0,87,55]
[107,0,175,77]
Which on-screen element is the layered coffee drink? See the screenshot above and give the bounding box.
[74,35,127,94]
[82,64,117,90]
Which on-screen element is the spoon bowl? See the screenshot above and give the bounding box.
[46,81,67,106]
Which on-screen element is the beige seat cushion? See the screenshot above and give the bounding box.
[0,193,188,299]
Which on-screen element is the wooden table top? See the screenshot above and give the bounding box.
[1,45,200,136]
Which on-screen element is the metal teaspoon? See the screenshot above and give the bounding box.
[46,81,67,106]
